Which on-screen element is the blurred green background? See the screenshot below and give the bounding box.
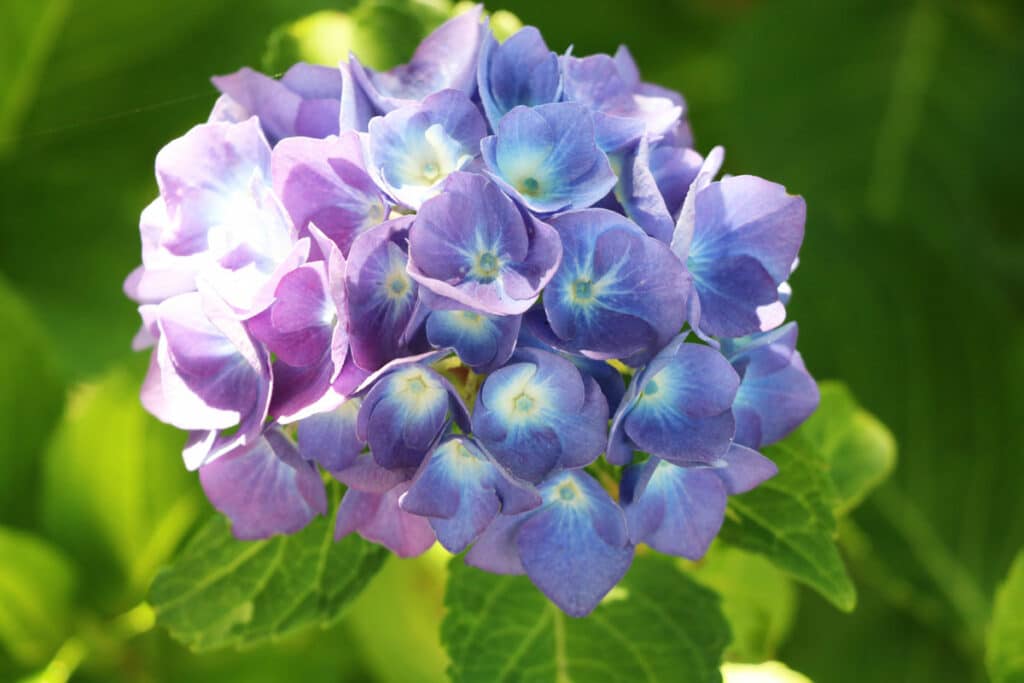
[1,0,1022,681]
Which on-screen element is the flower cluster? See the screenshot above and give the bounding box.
[126,6,819,617]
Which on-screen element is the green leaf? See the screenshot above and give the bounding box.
[689,545,797,662]
[987,551,1024,683]
[719,429,856,612]
[149,513,388,652]
[41,362,201,606]
[0,527,76,666]
[443,555,730,683]
[0,276,64,526]
[800,382,897,515]
[716,381,895,611]
[0,0,71,156]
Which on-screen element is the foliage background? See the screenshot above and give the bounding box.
[0,0,1022,681]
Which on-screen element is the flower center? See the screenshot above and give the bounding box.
[405,375,428,394]
[572,278,594,301]
[421,161,440,182]
[519,176,541,195]
[473,251,501,281]
[386,272,410,298]
[513,392,536,413]
[644,380,659,396]
[558,482,578,501]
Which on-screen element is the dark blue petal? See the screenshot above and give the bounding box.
[517,471,633,617]
[481,102,616,214]
[724,323,820,447]
[473,348,608,483]
[400,436,540,552]
[477,26,561,128]
[620,458,726,560]
[540,209,688,362]
[425,308,521,373]
[608,335,739,465]
[345,217,419,370]
[408,172,561,315]
[357,364,468,469]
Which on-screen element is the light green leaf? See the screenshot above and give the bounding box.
[149,513,388,652]
[41,363,201,605]
[722,661,813,683]
[0,276,64,526]
[719,429,856,612]
[800,382,897,515]
[689,545,797,662]
[987,551,1024,683]
[443,555,730,683]
[0,0,71,156]
[0,527,76,666]
[263,0,453,75]
[345,547,450,683]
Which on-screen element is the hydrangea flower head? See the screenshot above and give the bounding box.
[127,5,818,617]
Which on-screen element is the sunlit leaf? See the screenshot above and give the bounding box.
[690,545,797,663]
[443,555,730,683]
[150,513,388,652]
[41,362,201,607]
[800,382,896,515]
[0,527,76,666]
[344,547,450,683]
[987,551,1024,683]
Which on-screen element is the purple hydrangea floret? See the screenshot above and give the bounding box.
[127,5,818,618]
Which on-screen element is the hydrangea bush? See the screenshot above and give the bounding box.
[126,5,819,617]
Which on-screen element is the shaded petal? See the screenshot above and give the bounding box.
[346,217,419,370]
[425,307,521,373]
[199,428,327,540]
[709,442,778,495]
[271,132,388,255]
[296,397,364,473]
[724,323,820,447]
[212,63,341,144]
[357,364,468,469]
[335,481,435,557]
[142,290,271,470]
